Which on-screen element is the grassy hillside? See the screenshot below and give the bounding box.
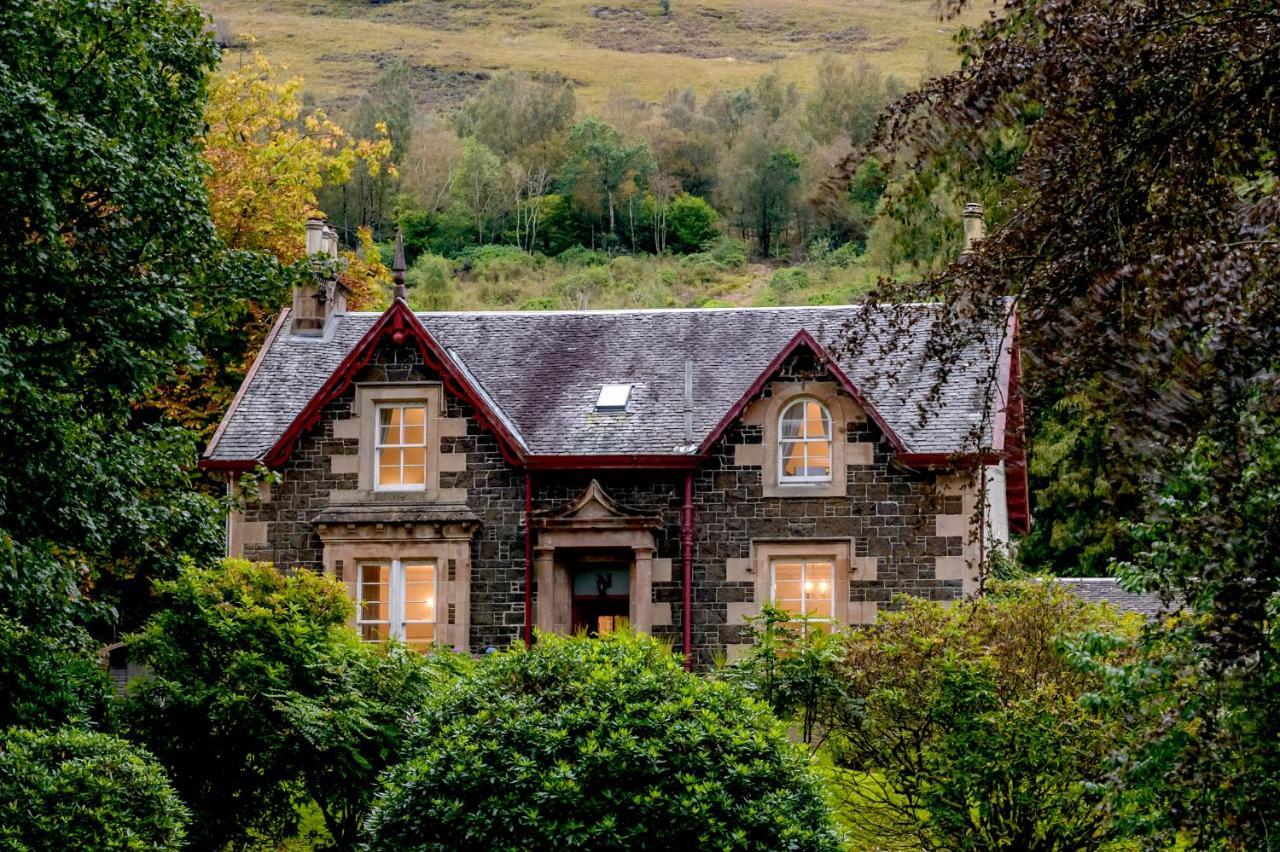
[203,0,986,113]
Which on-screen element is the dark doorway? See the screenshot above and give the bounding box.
[568,551,631,638]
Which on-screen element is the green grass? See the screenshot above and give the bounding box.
[403,246,883,311]
[202,0,989,114]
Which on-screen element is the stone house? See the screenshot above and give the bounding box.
[202,230,1028,667]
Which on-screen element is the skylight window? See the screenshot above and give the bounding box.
[596,383,632,411]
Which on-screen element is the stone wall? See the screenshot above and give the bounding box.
[234,341,978,669]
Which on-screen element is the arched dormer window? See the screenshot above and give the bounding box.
[778,399,833,484]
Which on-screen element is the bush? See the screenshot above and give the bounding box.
[0,727,188,849]
[705,235,749,269]
[552,266,610,308]
[556,245,609,267]
[769,267,810,295]
[518,296,559,311]
[462,244,536,284]
[825,580,1139,850]
[406,253,453,311]
[365,631,841,851]
[666,194,721,253]
[125,560,460,849]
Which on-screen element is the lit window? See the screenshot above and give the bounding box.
[355,560,437,649]
[375,404,427,491]
[778,399,833,484]
[596,383,632,411]
[771,558,835,633]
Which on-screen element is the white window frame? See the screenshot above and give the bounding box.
[374,403,428,492]
[770,557,837,630]
[355,559,438,646]
[777,399,834,485]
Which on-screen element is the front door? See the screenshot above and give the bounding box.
[570,561,630,638]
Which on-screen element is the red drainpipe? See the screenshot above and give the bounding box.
[682,471,694,668]
[524,469,534,647]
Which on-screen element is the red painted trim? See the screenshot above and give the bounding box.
[697,329,908,456]
[202,309,289,464]
[682,472,694,669]
[895,451,1001,469]
[1002,312,1031,535]
[197,458,258,472]
[524,454,700,471]
[524,470,534,647]
[990,311,1018,454]
[260,302,526,469]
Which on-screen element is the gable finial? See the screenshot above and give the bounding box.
[392,228,407,302]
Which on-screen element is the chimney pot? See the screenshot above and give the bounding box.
[305,217,325,256]
[962,202,985,255]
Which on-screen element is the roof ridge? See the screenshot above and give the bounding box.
[336,303,944,318]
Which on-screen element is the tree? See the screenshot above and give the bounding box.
[125,560,459,849]
[829,0,1280,841]
[0,0,258,672]
[718,605,846,748]
[454,71,576,161]
[364,630,841,851]
[804,57,900,148]
[825,581,1136,851]
[560,117,653,243]
[1105,404,1280,847]
[0,727,189,849]
[406,253,454,311]
[450,139,506,244]
[165,54,392,441]
[730,141,801,258]
[328,59,414,240]
[665,193,721,253]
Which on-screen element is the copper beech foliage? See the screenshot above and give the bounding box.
[824,0,1279,844]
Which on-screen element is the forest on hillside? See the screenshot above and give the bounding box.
[212,48,970,315]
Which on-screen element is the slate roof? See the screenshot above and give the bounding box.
[204,304,1011,464]
[1054,578,1166,619]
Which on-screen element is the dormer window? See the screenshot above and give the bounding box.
[778,399,832,484]
[375,404,427,490]
[596,383,632,411]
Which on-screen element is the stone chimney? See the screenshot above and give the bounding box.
[291,216,348,336]
[962,202,986,255]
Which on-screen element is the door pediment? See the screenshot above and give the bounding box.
[534,479,661,532]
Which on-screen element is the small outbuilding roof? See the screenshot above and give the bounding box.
[1054,578,1166,619]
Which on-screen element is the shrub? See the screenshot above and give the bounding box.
[552,266,610,308]
[463,244,536,284]
[0,727,188,849]
[518,296,559,311]
[666,194,721,253]
[365,631,841,851]
[769,267,809,295]
[556,245,609,267]
[826,242,862,268]
[405,253,453,311]
[125,560,461,849]
[826,580,1139,850]
[677,251,722,285]
[705,235,749,269]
